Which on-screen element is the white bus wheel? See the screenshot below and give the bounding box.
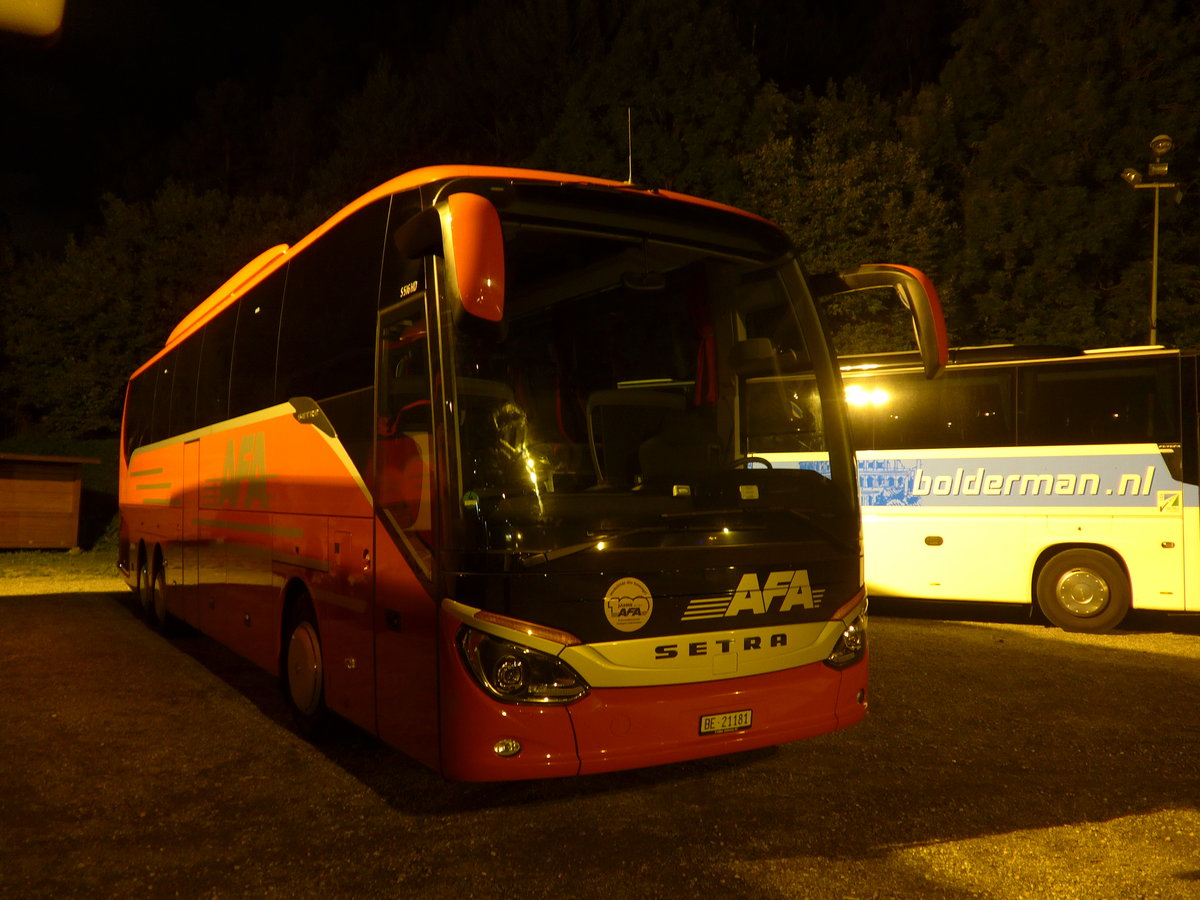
[282,597,328,737]
[1035,549,1130,633]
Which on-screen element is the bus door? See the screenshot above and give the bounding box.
[373,302,440,767]
[1135,446,1187,609]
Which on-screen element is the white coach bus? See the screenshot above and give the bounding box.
[747,345,1198,632]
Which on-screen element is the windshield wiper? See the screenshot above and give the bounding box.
[517,525,675,569]
[660,506,852,553]
[517,505,849,569]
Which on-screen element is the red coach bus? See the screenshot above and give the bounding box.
[118,165,945,780]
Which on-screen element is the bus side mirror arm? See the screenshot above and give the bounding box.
[810,264,947,378]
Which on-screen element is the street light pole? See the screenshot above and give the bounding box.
[1121,134,1177,346]
[1151,183,1161,346]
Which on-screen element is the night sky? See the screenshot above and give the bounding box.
[1,0,462,250]
[1,0,960,255]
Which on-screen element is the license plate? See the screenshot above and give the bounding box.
[699,709,752,735]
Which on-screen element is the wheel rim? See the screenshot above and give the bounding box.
[1055,567,1109,617]
[287,622,323,716]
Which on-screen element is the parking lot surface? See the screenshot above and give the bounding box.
[2,582,1198,899]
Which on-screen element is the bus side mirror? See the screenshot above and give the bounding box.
[393,192,506,323]
[810,264,947,378]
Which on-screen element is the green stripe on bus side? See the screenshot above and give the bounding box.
[194,518,305,539]
[276,553,331,574]
[204,529,330,573]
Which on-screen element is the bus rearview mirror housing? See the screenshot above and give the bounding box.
[441,192,505,323]
[811,264,948,379]
[393,192,506,323]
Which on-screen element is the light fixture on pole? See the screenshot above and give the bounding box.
[1120,134,1178,345]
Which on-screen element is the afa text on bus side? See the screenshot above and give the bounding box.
[118,165,946,781]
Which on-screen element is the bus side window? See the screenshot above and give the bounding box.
[124,368,156,458]
[276,198,391,405]
[378,312,432,541]
[1018,360,1179,446]
[940,371,1013,448]
[274,198,392,478]
[168,333,202,438]
[147,353,175,445]
[382,318,431,435]
[195,309,236,430]
[228,267,287,419]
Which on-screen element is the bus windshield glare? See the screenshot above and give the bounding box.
[434,224,853,567]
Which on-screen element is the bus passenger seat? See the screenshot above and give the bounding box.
[639,410,721,483]
[586,389,685,487]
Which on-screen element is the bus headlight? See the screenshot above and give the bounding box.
[824,609,868,670]
[458,628,590,704]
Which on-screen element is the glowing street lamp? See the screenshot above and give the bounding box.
[1121,134,1179,345]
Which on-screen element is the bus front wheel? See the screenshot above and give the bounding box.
[282,597,328,737]
[1035,549,1130,633]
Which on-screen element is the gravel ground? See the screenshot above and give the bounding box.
[1,558,1198,899]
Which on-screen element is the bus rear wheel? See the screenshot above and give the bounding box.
[282,597,328,737]
[150,562,168,628]
[1035,549,1130,633]
[136,547,153,620]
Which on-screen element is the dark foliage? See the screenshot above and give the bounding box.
[1,0,1196,438]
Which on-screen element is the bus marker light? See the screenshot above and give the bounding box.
[474,609,582,647]
[493,739,522,758]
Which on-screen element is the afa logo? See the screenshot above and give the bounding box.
[682,569,822,620]
[604,577,653,633]
[201,432,272,509]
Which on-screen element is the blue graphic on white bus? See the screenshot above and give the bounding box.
[859,458,922,506]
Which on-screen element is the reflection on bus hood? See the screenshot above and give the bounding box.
[465,466,856,563]
[515,506,853,570]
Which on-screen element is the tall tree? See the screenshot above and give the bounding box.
[930,0,1200,348]
[740,81,957,353]
[529,0,774,202]
[1,185,292,436]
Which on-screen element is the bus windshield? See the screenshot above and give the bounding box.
[440,208,854,568]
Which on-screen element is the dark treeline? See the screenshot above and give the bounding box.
[1,0,1197,438]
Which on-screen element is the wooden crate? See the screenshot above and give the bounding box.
[0,453,100,550]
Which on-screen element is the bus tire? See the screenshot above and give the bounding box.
[1035,549,1130,633]
[149,555,180,635]
[282,596,328,738]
